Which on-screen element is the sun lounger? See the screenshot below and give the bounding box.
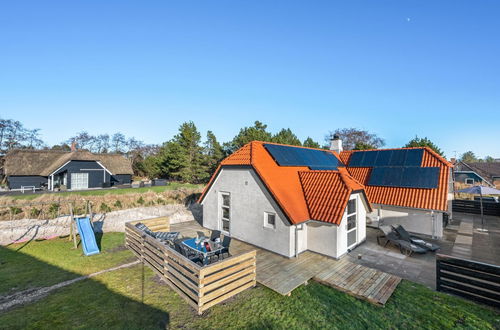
[392,225,440,251]
[377,226,427,256]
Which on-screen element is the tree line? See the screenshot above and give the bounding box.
[1,116,496,183]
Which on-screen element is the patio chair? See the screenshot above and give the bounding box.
[210,230,221,242]
[135,223,156,238]
[392,225,440,252]
[221,235,231,254]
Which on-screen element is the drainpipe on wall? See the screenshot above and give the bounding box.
[295,224,305,258]
[431,211,436,239]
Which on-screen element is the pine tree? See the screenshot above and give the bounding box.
[204,130,225,176]
[273,128,302,146]
[404,136,444,156]
[160,122,208,183]
[303,137,320,148]
[225,121,273,153]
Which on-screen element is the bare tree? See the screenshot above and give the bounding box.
[325,128,385,150]
[111,132,127,153]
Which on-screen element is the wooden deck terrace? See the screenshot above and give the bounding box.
[172,221,401,306]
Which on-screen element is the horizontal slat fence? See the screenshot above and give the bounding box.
[125,219,257,314]
[452,199,500,216]
[436,254,500,308]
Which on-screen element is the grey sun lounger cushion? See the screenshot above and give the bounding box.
[393,225,440,251]
[155,231,180,241]
[135,223,156,237]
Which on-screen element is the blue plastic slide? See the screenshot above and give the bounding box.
[75,217,100,256]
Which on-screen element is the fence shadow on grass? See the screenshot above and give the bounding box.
[0,244,170,328]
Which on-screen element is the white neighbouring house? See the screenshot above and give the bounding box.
[199,139,452,259]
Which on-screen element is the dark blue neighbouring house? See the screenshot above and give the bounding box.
[453,160,500,188]
[4,149,133,191]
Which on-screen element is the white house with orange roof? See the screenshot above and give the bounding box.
[198,141,372,258]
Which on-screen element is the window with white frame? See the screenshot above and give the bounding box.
[264,212,276,229]
[220,192,230,232]
[346,198,357,248]
[465,178,474,185]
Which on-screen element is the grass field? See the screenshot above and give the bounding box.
[7,183,201,201]
[1,234,498,329]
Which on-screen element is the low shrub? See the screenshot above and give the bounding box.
[100,203,112,213]
[137,196,145,205]
[10,207,22,215]
[30,208,42,218]
[113,200,122,208]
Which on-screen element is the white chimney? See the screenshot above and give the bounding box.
[330,134,343,153]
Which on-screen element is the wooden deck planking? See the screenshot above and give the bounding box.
[171,221,401,305]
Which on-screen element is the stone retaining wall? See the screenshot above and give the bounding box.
[0,204,202,245]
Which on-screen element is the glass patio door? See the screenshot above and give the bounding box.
[346,198,357,248]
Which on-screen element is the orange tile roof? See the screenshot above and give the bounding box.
[339,147,451,211]
[299,170,369,224]
[199,141,370,225]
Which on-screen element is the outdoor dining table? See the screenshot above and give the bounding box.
[181,237,224,265]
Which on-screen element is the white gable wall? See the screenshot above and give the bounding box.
[202,167,295,257]
[307,192,367,259]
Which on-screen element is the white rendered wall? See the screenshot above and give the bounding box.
[202,167,295,257]
[307,193,367,259]
[371,204,443,238]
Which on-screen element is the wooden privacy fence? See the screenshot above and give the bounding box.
[452,199,500,216]
[125,219,257,314]
[436,253,500,308]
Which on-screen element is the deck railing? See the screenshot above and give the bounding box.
[125,218,257,314]
[436,253,500,308]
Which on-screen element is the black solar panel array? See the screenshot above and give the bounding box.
[368,166,440,189]
[348,149,424,167]
[263,144,342,170]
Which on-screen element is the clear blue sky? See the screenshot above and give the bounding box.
[1,1,499,158]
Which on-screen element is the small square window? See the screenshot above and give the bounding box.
[264,212,276,229]
[465,178,474,185]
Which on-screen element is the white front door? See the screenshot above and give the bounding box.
[346,198,357,248]
[71,173,89,190]
[219,192,231,233]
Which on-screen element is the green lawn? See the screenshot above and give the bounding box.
[1,234,498,329]
[8,183,201,200]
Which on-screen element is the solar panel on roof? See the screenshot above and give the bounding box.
[348,152,365,166]
[389,150,407,166]
[368,166,440,188]
[309,166,339,171]
[374,150,392,166]
[363,151,378,167]
[404,149,424,166]
[263,144,342,170]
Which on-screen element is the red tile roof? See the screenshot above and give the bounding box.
[340,148,452,211]
[199,141,368,225]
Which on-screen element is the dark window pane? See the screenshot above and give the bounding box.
[347,199,356,214]
[222,207,230,219]
[267,213,276,226]
[222,220,229,231]
[222,194,230,207]
[347,214,356,230]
